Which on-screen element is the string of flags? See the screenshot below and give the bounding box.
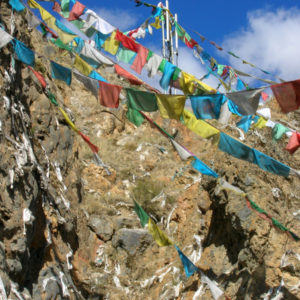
[24,0,300,115]
[5,0,300,238]
[131,0,285,85]
[9,0,299,179]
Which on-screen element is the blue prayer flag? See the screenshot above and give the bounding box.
[218,133,290,177]
[227,99,243,116]
[13,40,35,66]
[175,245,199,278]
[191,157,219,178]
[50,61,72,85]
[159,61,176,90]
[191,94,226,120]
[9,0,25,11]
[94,31,110,50]
[55,20,76,35]
[89,70,107,82]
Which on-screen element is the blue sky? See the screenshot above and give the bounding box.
[38,0,300,89]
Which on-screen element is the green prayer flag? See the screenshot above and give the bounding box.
[51,38,72,51]
[70,19,84,30]
[126,88,158,112]
[146,50,153,62]
[126,88,158,127]
[158,59,167,73]
[60,0,70,18]
[134,201,149,227]
[271,218,288,232]
[172,67,181,81]
[272,124,289,141]
[126,107,144,127]
[175,22,185,38]
[47,91,58,106]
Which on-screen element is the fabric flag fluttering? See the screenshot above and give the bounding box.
[175,245,199,278]
[0,27,13,49]
[13,39,35,67]
[148,218,173,246]
[191,94,226,120]
[218,133,290,177]
[226,88,263,115]
[285,132,300,155]
[134,201,149,228]
[271,79,300,113]
[99,81,122,108]
[192,157,219,178]
[156,94,186,120]
[50,61,72,85]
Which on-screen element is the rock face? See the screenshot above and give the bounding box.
[0,1,300,299]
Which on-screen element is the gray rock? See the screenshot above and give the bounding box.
[10,238,27,255]
[7,258,22,276]
[0,271,10,297]
[112,228,152,255]
[89,215,114,241]
[244,175,254,186]
[237,206,252,222]
[115,217,137,230]
[0,242,7,270]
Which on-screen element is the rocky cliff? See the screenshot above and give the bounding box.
[0,1,300,299]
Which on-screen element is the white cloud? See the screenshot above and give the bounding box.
[95,8,140,31]
[221,8,300,82]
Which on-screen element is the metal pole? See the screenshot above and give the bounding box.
[161,16,166,58]
[175,13,179,66]
[166,0,170,43]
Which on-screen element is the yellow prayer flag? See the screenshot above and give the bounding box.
[38,7,76,44]
[74,55,93,76]
[183,109,220,139]
[103,31,120,56]
[156,94,186,120]
[151,17,161,29]
[254,117,267,129]
[148,218,173,247]
[59,107,79,133]
[179,71,216,95]
[28,0,40,9]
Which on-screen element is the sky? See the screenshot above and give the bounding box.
[38,0,300,89]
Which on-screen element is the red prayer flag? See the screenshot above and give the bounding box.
[68,1,86,21]
[285,132,300,154]
[115,30,139,52]
[99,81,122,108]
[271,79,300,113]
[52,1,61,13]
[28,66,47,89]
[78,131,99,153]
[184,37,197,49]
[131,44,149,74]
[114,64,142,85]
[261,91,269,101]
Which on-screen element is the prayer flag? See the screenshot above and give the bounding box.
[156,94,186,120]
[175,245,199,278]
[99,81,122,108]
[134,201,149,227]
[285,132,300,154]
[183,109,220,139]
[148,218,173,246]
[74,54,93,76]
[192,157,219,178]
[50,61,72,85]
[226,88,263,115]
[13,40,35,66]
[271,79,300,113]
[191,94,226,120]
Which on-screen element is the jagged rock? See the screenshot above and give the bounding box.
[6,258,22,276]
[112,228,152,255]
[89,215,114,241]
